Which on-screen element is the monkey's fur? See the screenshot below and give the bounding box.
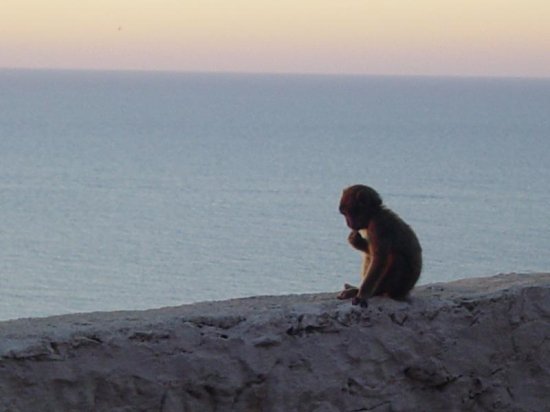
[338,185,422,307]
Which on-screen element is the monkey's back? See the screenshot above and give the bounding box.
[378,207,423,283]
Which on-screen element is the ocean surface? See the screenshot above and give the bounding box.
[1,69,549,321]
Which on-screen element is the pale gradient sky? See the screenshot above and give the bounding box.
[1,0,549,77]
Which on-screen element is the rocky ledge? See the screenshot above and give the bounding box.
[0,273,549,412]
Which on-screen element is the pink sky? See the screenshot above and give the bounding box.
[1,0,549,77]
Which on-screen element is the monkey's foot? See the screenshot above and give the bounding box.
[337,284,358,300]
[352,296,369,308]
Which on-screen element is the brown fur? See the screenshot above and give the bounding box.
[338,185,422,307]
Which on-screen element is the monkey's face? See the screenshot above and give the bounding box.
[339,192,368,230]
[340,206,368,230]
[339,185,382,230]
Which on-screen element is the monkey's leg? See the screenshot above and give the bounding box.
[353,254,397,307]
[342,231,370,302]
[350,250,372,306]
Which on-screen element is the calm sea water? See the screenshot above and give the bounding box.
[1,69,549,320]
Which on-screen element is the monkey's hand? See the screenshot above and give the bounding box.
[348,231,368,252]
[337,284,358,300]
[351,295,369,308]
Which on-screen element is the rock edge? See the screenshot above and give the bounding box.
[1,273,549,412]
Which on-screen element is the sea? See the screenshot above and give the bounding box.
[1,69,549,321]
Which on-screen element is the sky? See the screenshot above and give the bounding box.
[1,0,549,77]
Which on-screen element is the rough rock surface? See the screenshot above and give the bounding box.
[0,273,549,412]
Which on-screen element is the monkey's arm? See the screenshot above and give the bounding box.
[338,231,370,300]
[348,230,369,252]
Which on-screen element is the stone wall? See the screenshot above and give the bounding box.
[0,273,549,411]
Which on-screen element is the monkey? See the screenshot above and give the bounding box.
[337,184,422,307]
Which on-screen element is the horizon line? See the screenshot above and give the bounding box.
[1,66,549,81]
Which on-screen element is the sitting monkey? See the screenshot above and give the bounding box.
[338,185,422,307]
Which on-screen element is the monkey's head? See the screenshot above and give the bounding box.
[339,185,382,230]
